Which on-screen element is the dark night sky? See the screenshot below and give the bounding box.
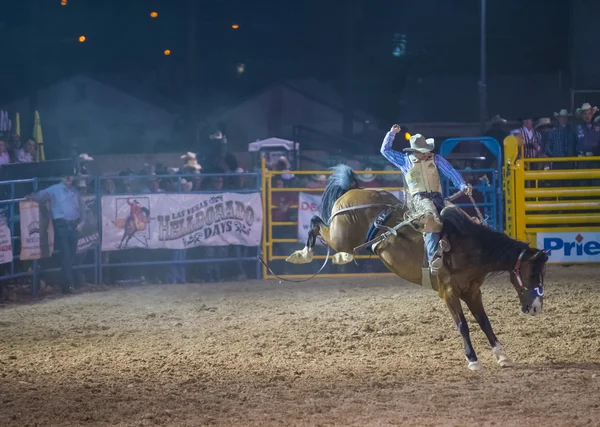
[0,0,571,115]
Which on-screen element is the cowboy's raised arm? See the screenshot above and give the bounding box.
[434,155,467,191]
[380,125,409,169]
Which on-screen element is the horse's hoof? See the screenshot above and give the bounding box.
[492,345,513,367]
[468,360,483,371]
[332,252,353,265]
[286,247,313,264]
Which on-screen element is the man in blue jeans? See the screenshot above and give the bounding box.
[381,125,471,275]
[28,175,86,293]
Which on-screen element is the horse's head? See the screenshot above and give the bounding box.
[509,248,548,315]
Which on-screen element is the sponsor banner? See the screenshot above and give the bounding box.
[0,216,13,265]
[101,192,263,251]
[537,232,600,263]
[297,190,403,242]
[297,192,322,245]
[19,200,54,260]
[78,195,100,253]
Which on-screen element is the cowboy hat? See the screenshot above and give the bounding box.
[181,152,197,161]
[311,174,327,183]
[553,109,572,118]
[79,153,94,162]
[535,118,552,130]
[576,102,598,116]
[357,167,376,182]
[490,115,507,125]
[403,134,435,153]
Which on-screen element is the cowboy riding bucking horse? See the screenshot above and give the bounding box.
[382,124,473,275]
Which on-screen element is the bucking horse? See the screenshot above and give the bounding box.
[286,165,548,371]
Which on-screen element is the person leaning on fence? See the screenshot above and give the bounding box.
[575,103,600,157]
[380,125,472,276]
[575,102,600,185]
[27,174,86,294]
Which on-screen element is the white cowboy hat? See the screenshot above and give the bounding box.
[553,109,572,118]
[535,118,552,130]
[357,167,376,182]
[79,153,94,162]
[312,174,327,183]
[576,102,598,116]
[180,152,197,161]
[76,180,86,188]
[403,134,435,153]
[490,115,507,125]
[381,164,400,182]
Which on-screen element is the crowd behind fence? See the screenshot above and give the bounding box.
[0,172,262,297]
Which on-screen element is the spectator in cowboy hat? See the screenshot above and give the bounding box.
[535,118,553,148]
[77,153,94,175]
[513,114,543,159]
[575,102,600,156]
[546,109,577,159]
[181,152,202,174]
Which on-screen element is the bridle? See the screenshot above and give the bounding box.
[512,249,545,297]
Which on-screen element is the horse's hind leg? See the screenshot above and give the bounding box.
[286,216,327,264]
[443,293,482,371]
[462,289,513,367]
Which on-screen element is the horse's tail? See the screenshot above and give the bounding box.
[320,164,360,224]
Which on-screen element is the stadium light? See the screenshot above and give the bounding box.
[231,24,239,29]
[78,35,86,43]
[150,11,158,18]
[61,0,68,6]
[164,49,171,56]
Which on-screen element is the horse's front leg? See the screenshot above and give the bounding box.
[443,293,482,371]
[286,215,328,264]
[463,289,513,368]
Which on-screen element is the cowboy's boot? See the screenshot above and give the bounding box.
[429,241,446,276]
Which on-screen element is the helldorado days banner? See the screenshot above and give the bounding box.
[101,192,263,251]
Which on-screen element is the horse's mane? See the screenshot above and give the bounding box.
[319,164,360,224]
[441,207,530,274]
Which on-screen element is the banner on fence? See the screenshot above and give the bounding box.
[297,190,403,242]
[19,200,54,260]
[0,217,13,265]
[19,197,99,260]
[101,192,263,251]
[537,232,600,263]
[78,195,100,253]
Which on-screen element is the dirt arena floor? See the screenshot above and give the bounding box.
[1,265,600,427]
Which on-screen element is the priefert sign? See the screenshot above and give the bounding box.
[537,232,600,263]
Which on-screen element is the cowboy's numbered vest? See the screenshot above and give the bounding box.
[405,155,442,195]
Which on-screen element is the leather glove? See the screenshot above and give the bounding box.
[463,184,473,196]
